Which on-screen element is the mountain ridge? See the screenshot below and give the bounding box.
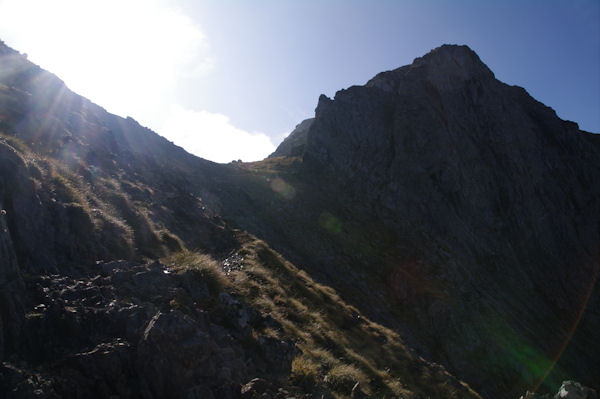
[0,39,598,398]
[259,43,600,397]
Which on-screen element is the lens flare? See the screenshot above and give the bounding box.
[269,177,296,199]
[318,212,342,234]
[532,261,599,393]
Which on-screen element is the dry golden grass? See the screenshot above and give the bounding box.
[240,156,302,175]
[325,363,366,395]
[225,235,482,399]
[291,355,320,391]
[0,131,30,153]
[0,136,186,261]
[1,127,480,398]
[163,250,230,295]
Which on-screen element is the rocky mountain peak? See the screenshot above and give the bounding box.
[415,44,491,72]
[0,40,14,55]
[268,118,314,158]
[300,44,600,397]
[366,44,495,93]
[1,40,598,399]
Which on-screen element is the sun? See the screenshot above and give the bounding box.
[0,0,277,163]
[0,0,210,120]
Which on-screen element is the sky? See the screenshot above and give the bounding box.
[0,0,598,163]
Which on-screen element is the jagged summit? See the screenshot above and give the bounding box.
[0,39,17,55]
[414,44,492,73]
[298,44,600,397]
[268,118,314,158]
[365,44,495,94]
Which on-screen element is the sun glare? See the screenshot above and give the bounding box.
[0,0,211,117]
[0,0,278,162]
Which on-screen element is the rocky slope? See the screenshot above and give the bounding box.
[304,46,600,395]
[302,46,600,396]
[0,40,486,398]
[0,39,598,398]
[214,46,600,397]
[0,257,295,398]
[268,118,314,158]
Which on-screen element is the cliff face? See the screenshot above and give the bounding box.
[268,118,314,158]
[299,45,600,396]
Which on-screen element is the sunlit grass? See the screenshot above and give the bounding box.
[163,249,230,295]
[226,235,482,398]
[0,132,190,261]
[0,130,30,153]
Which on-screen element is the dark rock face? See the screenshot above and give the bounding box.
[0,141,113,274]
[268,118,314,158]
[553,381,598,399]
[519,380,598,399]
[299,45,600,396]
[0,259,295,398]
[0,145,28,365]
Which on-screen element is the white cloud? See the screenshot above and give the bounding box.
[0,0,276,163]
[159,105,275,163]
[0,0,275,163]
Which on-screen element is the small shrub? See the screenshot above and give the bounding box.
[93,209,135,259]
[291,356,320,391]
[164,250,229,295]
[104,191,163,258]
[52,174,84,204]
[325,364,364,394]
[303,347,337,372]
[159,229,183,252]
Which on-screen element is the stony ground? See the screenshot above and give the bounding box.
[1,258,296,398]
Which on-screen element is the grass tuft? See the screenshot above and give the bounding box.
[163,250,229,295]
[325,364,365,395]
[291,355,320,391]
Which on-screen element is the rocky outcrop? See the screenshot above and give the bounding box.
[0,145,27,365]
[268,118,314,158]
[0,259,296,398]
[519,380,598,399]
[272,45,600,397]
[554,381,598,399]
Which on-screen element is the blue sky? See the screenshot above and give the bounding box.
[187,0,599,133]
[1,0,598,162]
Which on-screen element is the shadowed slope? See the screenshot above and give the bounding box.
[0,40,486,398]
[214,45,600,397]
[1,40,598,398]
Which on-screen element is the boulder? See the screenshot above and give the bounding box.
[555,381,597,399]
